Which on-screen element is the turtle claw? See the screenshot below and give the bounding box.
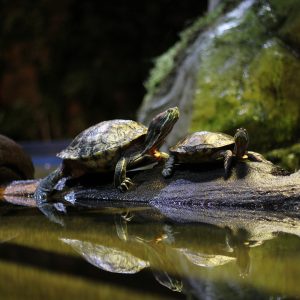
[119,177,133,192]
[162,155,175,178]
[121,210,134,221]
[35,190,66,226]
[162,167,173,178]
[34,184,66,226]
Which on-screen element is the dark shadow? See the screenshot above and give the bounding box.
[162,161,225,184]
[234,160,250,179]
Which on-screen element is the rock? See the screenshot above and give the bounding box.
[137,0,300,159]
[266,143,300,171]
[0,134,34,183]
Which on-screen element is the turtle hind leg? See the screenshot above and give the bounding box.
[114,157,133,192]
[162,155,176,178]
[246,151,264,162]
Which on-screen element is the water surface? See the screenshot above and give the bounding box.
[0,201,299,299]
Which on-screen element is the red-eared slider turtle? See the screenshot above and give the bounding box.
[34,107,179,201]
[162,128,262,178]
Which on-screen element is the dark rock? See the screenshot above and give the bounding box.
[0,134,34,183]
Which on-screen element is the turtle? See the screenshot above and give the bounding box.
[34,107,179,201]
[162,128,263,178]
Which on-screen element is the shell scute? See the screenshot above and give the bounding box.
[58,120,147,160]
[170,131,234,154]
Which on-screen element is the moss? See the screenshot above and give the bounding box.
[190,6,267,136]
[190,3,300,151]
[243,40,300,148]
[265,143,300,171]
[270,0,300,52]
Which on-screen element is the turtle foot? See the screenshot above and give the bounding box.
[34,188,50,203]
[38,202,66,226]
[162,167,173,178]
[118,177,133,192]
[34,187,66,226]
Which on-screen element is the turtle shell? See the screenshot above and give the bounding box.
[170,131,234,155]
[58,120,147,166]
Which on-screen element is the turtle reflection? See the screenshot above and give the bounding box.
[116,213,254,274]
[60,238,149,274]
[114,212,184,292]
[59,210,267,298]
[225,227,256,277]
[114,213,255,294]
[114,212,262,295]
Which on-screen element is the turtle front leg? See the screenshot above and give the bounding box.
[34,166,67,225]
[114,157,133,192]
[214,150,234,178]
[162,154,176,178]
[34,166,64,201]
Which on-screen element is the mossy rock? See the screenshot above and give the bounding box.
[192,38,300,151]
[266,143,300,172]
[138,0,300,159]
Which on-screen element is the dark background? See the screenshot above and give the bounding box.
[0,0,208,141]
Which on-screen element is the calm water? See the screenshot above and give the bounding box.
[0,200,300,300]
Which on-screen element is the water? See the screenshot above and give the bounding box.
[0,202,299,300]
[21,140,69,178]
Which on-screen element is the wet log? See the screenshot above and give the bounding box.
[0,180,37,207]
[1,159,300,214]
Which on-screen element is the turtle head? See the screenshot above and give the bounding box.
[234,128,249,158]
[143,107,179,154]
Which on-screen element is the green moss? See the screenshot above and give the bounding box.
[190,6,267,136]
[269,0,300,51]
[265,143,300,171]
[243,40,300,147]
[270,0,300,14]
[190,3,300,151]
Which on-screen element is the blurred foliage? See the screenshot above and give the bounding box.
[0,0,207,140]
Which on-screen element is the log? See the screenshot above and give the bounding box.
[0,180,37,207]
[1,159,299,214]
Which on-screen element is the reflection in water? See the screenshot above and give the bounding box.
[113,213,254,297]
[37,202,66,226]
[177,248,235,268]
[225,227,253,277]
[0,203,300,299]
[61,238,149,274]
[135,233,184,293]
